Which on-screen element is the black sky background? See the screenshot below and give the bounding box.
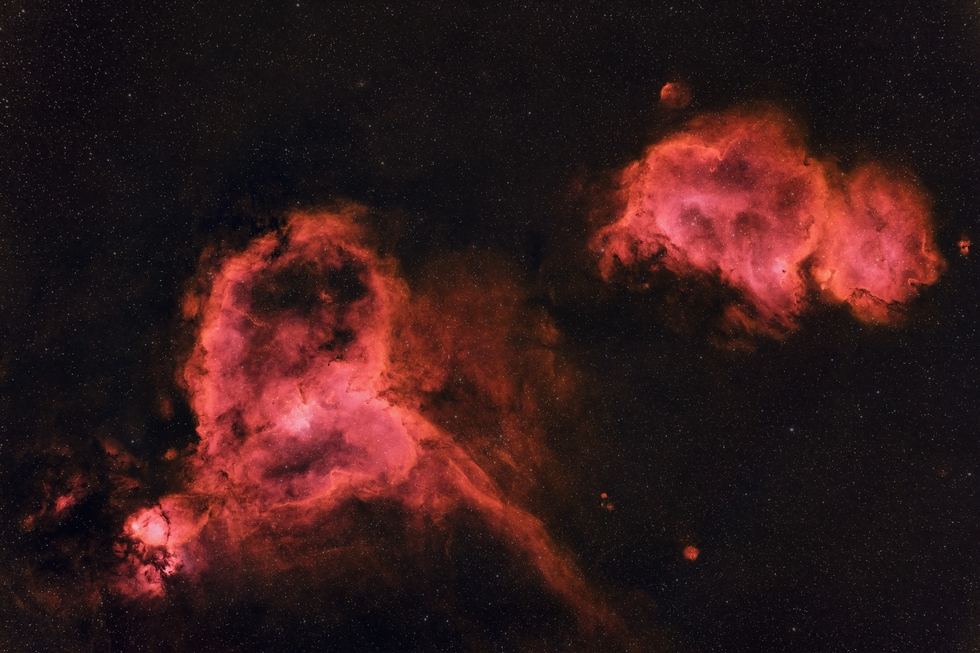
[2,1,980,651]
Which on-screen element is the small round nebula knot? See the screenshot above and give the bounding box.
[659,82,692,110]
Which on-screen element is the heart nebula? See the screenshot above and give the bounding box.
[114,207,601,628]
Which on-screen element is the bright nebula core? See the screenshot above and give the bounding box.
[593,108,945,332]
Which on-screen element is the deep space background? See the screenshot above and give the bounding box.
[2,1,980,651]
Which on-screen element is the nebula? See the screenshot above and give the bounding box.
[659,82,691,110]
[593,108,945,331]
[111,206,606,632]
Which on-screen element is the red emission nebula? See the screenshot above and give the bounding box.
[105,103,946,644]
[593,107,945,331]
[113,207,603,627]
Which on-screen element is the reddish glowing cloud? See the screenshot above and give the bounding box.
[113,207,604,628]
[593,108,945,329]
[22,472,87,531]
[659,82,691,110]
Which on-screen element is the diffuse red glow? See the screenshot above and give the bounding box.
[594,108,945,330]
[659,82,691,110]
[22,472,87,531]
[387,255,575,504]
[114,207,603,626]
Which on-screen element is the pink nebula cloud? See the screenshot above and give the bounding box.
[113,206,607,630]
[593,108,945,330]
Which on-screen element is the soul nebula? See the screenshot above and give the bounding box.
[593,108,945,329]
[113,207,599,626]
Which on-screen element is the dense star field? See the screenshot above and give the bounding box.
[2,2,980,652]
